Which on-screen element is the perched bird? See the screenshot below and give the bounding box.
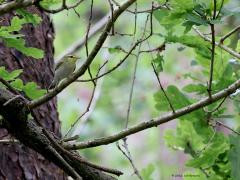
[49,55,79,89]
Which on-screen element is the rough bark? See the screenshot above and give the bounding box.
[0,6,118,180]
[0,7,67,179]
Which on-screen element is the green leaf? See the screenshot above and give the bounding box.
[164,120,205,152]
[183,170,206,180]
[154,85,191,111]
[186,133,229,168]
[154,9,182,29]
[2,16,26,32]
[0,66,10,80]
[108,46,122,54]
[10,79,24,91]
[229,135,240,180]
[154,9,170,24]
[4,38,44,59]
[40,0,62,8]
[141,164,155,180]
[0,31,24,39]
[170,0,194,11]
[182,84,207,94]
[182,21,195,34]
[185,13,208,26]
[23,82,46,99]
[0,14,43,59]
[152,54,164,73]
[166,35,211,57]
[16,9,42,25]
[0,67,22,81]
[7,69,23,80]
[221,7,240,17]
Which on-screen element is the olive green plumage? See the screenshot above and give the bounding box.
[49,55,79,89]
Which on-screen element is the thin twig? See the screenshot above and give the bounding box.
[125,17,146,128]
[3,95,22,106]
[64,78,240,150]
[140,44,165,53]
[62,135,79,142]
[56,13,110,62]
[70,61,107,136]
[64,63,104,138]
[30,109,82,179]
[0,139,19,144]
[193,27,240,59]
[207,2,217,98]
[220,25,240,43]
[215,0,224,19]
[121,15,149,180]
[216,120,240,135]
[0,0,38,15]
[111,0,166,14]
[212,0,217,19]
[37,0,85,14]
[203,96,227,113]
[133,1,137,35]
[0,77,19,95]
[31,108,122,176]
[108,0,115,35]
[76,35,152,83]
[29,0,137,109]
[85,0,94,57]
[116,142,143,180]
[151,63,175,112]
[196,127,216,156]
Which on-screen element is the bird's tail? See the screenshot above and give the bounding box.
[48,79,57,89]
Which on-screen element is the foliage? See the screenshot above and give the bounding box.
[0,0,240,179]
[141,164,155,180]
[0,10,43,58]
[229,135,240,180]
[0,66,46,99]
[152,0,240,179]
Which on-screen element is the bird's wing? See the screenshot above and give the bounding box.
[55,60,64,70]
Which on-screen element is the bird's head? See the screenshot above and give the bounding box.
[66,54,80,63]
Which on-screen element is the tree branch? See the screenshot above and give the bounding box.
[56,13,110,62]
[0,0,38,15]
[194,27,240,59]
[220,25,240,43]
[64,78,240,150]
[29,0,137,109]
[37,0,84,14]
[0,88,119,179]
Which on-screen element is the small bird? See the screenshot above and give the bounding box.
[49,55,79,89]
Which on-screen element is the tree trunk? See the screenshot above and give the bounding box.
[0,7,67,180]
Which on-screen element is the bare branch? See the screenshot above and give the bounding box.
[0,0,38,15]
[121,14,148,180]
[37,0,85,14]
[64,62,106,137]
[208,26,216,97]
[194,27,240,59]
[0,139,19,144]
[28,0,137,109]
[56,13,110,62]
[116,142,143,180]
[215,120,240,135]
[0,77,20,95]
[64,78,240,150]
[220,25,240,43]
[85,0,94,57]
[207,0,217,97]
